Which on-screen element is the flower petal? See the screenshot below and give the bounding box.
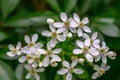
[36,68,45,72]
[57,68,68,75]
[83,26,91,33]
[85,53,93,62]
[71,60,78,67]
[50,38,57,48]
[32,34,38,43]
[37,49,46,54]
[57,35,66,42]
[73,49,82,54]
[63,29,68,37]
[69,28,76,33]
[8,44,14,51]
[94,65,100,70]
[43,56,50,67]
[77,28,83,37]
[26,73,31,79]
[63,61,70,68]
[102,56,107,63]
[73,69,83,74]
[60,12,67,22]
[53,22,64,28]
[92,72,99,79]
[76,40,84,48]
[66,73,72,80]
[16,42,21,50]
[73,13,80,23]
[34,73,40,80]
[52,55,61,62]
[42,30,52,37]
[57,27,65,34]
[52,48,62,54]
[82,33,89,39]
[24,35,30,44]
[84,39,90,46]
[92,32,98,39]
[82,17,89,24]
[7,52,15,57]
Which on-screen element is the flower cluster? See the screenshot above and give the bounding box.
[7,12,116,80]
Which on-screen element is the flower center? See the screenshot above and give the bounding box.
[26,55,32,60]
[68,67,74,73]
[98,68,105,76]
[64,20,70,27]
[52,32,57,38]
[90,38,94,45]
[12,48,17,53]
[30,69,36,75]
[83,46,89,53]
[47,50,52,56]
[79,22,85,28]
[28,42,34,47]
[100,48,105,54]
[34,57,39,62]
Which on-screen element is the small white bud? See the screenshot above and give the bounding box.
[47,18,54,24]
[39,62,43,67]
[107,51,116,59]
[67,32,72,38]
[50,59,58,67]
[78,58,84,65]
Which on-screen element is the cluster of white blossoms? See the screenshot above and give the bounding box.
[7,12,116,80]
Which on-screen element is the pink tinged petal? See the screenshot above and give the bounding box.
[77,28,83,37]
[71,60,78,67]
[84,39,90,46]
[8,44,14,51]
[26,73,31,79]
[83,26,91,33]
[63,61,70,68]
[63,29,68,37]
[52,55,61,62]
[92,32,98,39]
[60,12,67,22]
[43,56,50,67]
[82,33,89,39]
[94,65,100,70]
[53,22,64,28]
[73,13,80,23]
[19,56,26,63]
[73,69,83,74]
[24,35,30,44]
[92,72,99,79]
[36,68,45,72]
[49,24,55,32]
[85,53,93,62]
[69,28,76,33]
[102,56,107,63]
[42,30,52,37]
[73,49,82,54]
[16,42,21,50]
[7,52,15,57]
[57,35,66,42]
[34,73,40,80]
[82,17,89,24]
[66,73,72,80]
[37,49,46,54]
[32,34,38,43]
[17,51,22,55]
[57,27,65,34]
[76,40,84,48]
[57,68,68,75]
[52,48,62,54]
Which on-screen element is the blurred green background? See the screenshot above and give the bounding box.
[0,0,120,80]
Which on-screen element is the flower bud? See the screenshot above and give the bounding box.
[78,58,84,65]
[47,18,54,24]
[107,51,116,59]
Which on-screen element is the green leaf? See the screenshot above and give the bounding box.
[64,0,77,13]
[96,23,120,37]
[5,11,54,27]
[0,60,17,80]
[46,0,61,12]
[1,0,20,20]
[0,31,8,42]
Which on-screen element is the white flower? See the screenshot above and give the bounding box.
[92,63,110,79]
[7,42,21,57]
[72,13,91,37]
[47,18,55,24]
[25,64,45,80]
[42,24,66,47]
[24,33,43,48]
[37,42,62,67]
[57,60,83,80]
[73,40,99,62]
[82,32,100,48]
[95,41,109,63]
[53,12,76,37]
